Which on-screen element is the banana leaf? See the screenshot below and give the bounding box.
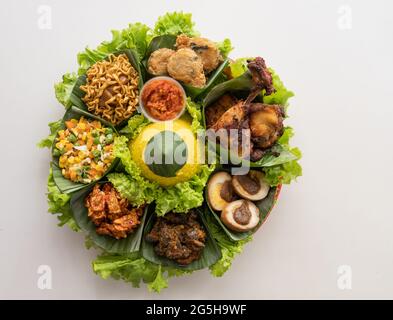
[70,182,148,253]
[204,168,281,241]
[51,106,119,194]
[144,35,229,99]
[207,138,299,169]
[202,70,254,110]
[69,49,144,129]
[141,208,222,271]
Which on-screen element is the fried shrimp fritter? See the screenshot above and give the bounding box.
[176,34,222,74]
[147,48,175,76]
[167,48,206,88]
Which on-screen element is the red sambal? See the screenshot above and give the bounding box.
[141,78,185,121]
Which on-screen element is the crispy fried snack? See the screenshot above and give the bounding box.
[176,34,222,74]
[167,48,206,88]
[85,183,144,239]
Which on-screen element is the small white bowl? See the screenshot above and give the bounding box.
[138,76,187,123]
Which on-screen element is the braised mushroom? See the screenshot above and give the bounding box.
[232,170,270,201]
[207,171,236,211]
[221,200,260,232]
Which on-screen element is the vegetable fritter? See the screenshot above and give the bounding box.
[167,48,206,88]
[147,48,175,76]
[176,34,222,74]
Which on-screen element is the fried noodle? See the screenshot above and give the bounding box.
[80,54,139,125]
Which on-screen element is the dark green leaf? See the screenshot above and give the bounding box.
[145,131,187,178]
[202,71,254,108]
[249,144,299,167]
[141,208,222,271]
[70,183,148,254]
[145,35,177,60]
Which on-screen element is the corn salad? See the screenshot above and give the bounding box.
[54,117,115,184]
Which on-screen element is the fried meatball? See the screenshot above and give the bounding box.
[167,48,206,88]
[176,34,222,74]
[147,48,175,76]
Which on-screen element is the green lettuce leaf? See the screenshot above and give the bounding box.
[263,68,294,106]
[263,127,302,186]
[47,169,80,232]
[155,164,215,216]
[185,97,203,133]
[54,73,77,108]
[217,38,233,58]
[119,114,150,140]
[37,119,62,149]
[153,11,199,37]
[108,136,158,206]
[229,58,250,78]
[205,211,252,277]
[77,23,151,75]
[92,252,190,293]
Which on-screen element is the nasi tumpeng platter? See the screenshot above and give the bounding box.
[39,12,302,292]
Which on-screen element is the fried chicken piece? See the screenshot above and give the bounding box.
[84,183,144,239]
[249,104,284,149]
[246,57,275,101]
[167,48,206,88]
[205,94,238,128]
[146,211,206,265]
[205,56,283,161]
[176,34,222,74]
[210,101,246,132]
[147,48,175,76]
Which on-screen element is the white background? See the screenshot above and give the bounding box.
[0,0,392,299]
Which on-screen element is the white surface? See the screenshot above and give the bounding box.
[0,0,392,299]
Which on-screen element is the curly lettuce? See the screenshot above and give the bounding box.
[263,69,294,106]
[185,98,203,133]
[92,252,191,293]
[263,127,302,186]
[77,22,151,75]
[47,169,80,232]
[54,73,77,108]
[153,11,199,37]
[217,38,233,58]
[37,119,63,149]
